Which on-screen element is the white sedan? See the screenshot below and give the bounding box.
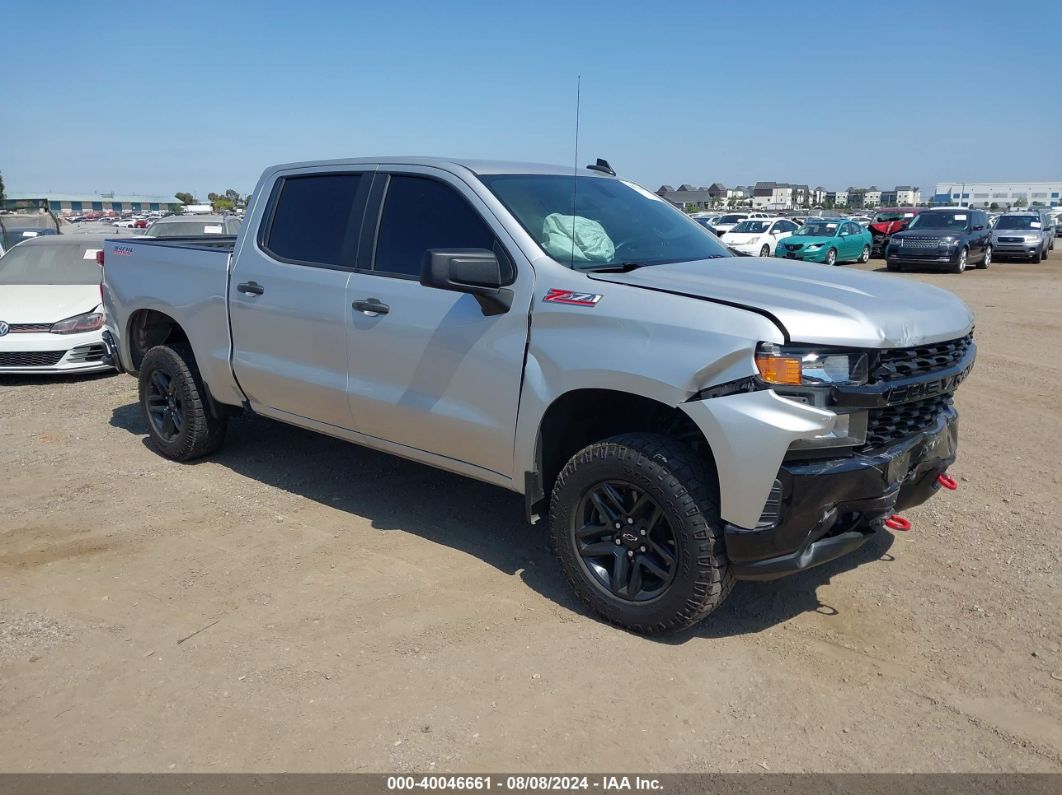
[0,236,114,375]
[721,217,800,257]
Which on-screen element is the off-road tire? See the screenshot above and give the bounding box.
[138,343,227,461]
[548,432,733,635]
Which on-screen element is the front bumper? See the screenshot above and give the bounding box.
[885,245,962,268]
[0,329,113,375]
[727,412,958,580]
[992,241,1040,259]
[777,246,829,262]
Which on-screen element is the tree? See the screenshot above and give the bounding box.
[0,170,5,205]
[175,192,195,205]
[1014,197,1027,208]
[1032,200,1044,207]
[989,202,999,211]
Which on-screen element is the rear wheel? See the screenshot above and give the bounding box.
[825,247,837,266]
[949,247,968,273]
[759,244,770,257]
[138,343,227,461]
[549,433,732,635]
[978,245,991,269]
[859,245,870,263]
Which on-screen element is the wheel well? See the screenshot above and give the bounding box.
[127,310,189,372]
[534,389,716,510]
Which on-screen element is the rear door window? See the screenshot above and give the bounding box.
[372,175,500,278]
[263,173,364,267]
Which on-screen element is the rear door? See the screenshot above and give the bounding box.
[342,169,533,479]
[229,170,370,428]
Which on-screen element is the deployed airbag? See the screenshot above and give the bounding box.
[542,213,615,262]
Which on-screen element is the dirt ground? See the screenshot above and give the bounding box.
[1,255,1060,773]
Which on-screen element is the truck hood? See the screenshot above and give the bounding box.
[589,257,974,348]
[0,285,101,324]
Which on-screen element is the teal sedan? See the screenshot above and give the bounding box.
[775,218,872,265]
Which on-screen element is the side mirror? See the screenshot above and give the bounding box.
[421,249,513,315]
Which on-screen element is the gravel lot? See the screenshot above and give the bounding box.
[1,254,1060,773]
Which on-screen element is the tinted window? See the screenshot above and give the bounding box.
[374,175,496,277]
[265,174,362,266]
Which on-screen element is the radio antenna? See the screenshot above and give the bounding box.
[570,75,582,267]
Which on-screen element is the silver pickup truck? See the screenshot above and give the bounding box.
[102,157,975,634]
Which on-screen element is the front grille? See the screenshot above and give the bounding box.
[7,323,52,333]
[0,350,66,367]
[998,237,1023,243]
[865,395,953,449]
[872,334,973,382]
[784,243,803,252]
[66,344,106,363]
[900,238,941,248]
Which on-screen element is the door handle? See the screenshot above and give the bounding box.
[237,281,264,296]
[352,298,389,316]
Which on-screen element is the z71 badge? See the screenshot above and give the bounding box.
[543,289,602,307]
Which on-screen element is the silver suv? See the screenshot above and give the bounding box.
[991,212,1053,261]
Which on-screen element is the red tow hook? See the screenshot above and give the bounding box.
[884,515,912,532]
[937,474,958,491]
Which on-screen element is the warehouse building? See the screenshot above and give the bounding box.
[932,182,1062,208]
[3,192,182,215]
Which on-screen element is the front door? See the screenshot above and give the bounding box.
[343,170,533,479]
[229,171,370,429]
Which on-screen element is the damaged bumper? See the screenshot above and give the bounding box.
[727,411,958,580]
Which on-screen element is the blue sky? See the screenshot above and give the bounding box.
[3,0,1060,199]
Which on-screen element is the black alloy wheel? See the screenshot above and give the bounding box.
[572,480,678,602]
[145,368,184,442]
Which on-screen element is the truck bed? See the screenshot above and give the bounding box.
[103,234,244,406]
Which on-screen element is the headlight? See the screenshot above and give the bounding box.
[1025,235,1041,243]
[939,237,957,247]
[755,343,868,386]
[805,243,823,251]
[755,343,870,449]
[51,311,103,335]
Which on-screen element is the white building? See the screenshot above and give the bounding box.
[933,182,1061,208]
[896,186,921,206]
[863,188,882,208]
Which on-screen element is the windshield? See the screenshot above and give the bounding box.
[908,212,969,230]
[874,212,913,222]
[730,220,770,234]
[994,216,1041,230]
[147,220,231,237]
[479,175,731,269]
[796,221,839,237]
[0,243,103,285]
[718,214,747,224]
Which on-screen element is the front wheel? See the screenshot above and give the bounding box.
[978,245,991,269]
[859,245,870,263]
[825,247,837,266]
[138,343,227,461]
[549,433,732,635]
[759,244,770,257]
[949,247,968,273]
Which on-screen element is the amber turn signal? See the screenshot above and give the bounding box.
[755,354,802,385]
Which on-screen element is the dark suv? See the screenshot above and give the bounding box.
[885,208,992,273]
